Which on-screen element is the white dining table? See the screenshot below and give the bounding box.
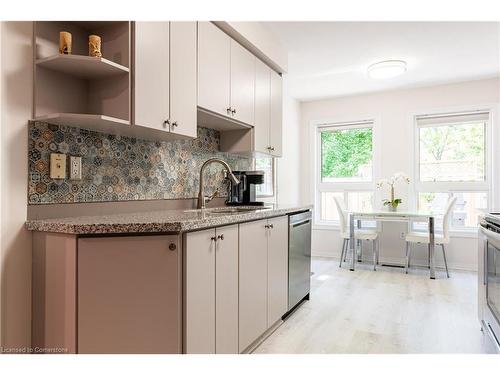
[348,210,438,279]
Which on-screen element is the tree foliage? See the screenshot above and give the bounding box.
[321,128,372,179]
[419,123,484,162]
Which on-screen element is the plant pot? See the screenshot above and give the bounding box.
[388,205,397,212]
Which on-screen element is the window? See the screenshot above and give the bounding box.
[321,126,373,182]
[316,120,375,225]
[415,111,490,231]
[255,157,274,197]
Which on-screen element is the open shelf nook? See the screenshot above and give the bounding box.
[33,21,131,129]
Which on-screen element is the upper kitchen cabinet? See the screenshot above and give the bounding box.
[169,22,198,138]
[254,59,271,154]
[230,40,255,125]
[221,58,283,157]
[198,22,255,127]
[133,21,197,139]
[269,69,283,157]
[197,21,231,119]
[33,21,131,131]
[254,64,283,157]
[133,22,169,133]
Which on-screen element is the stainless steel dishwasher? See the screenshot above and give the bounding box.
[287,210,312,314]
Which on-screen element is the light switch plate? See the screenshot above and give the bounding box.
[50,153,66,179]
[70,156,82,180]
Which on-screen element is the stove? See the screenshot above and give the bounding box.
[478,212,500,353]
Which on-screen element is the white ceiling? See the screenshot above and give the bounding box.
[262,22,500,101]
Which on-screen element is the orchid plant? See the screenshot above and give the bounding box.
[376,172,410,211]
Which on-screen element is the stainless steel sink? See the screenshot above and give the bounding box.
[207,207,260,214]
[184,206,272,215]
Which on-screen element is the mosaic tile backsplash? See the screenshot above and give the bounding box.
[28,121,252,204]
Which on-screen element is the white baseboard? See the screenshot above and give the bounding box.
[311,251,477,272]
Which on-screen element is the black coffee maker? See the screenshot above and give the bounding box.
[226,171,265,206]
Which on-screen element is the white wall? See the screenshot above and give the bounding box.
[300,78,500,271]
[0,21,32,350]
[277,77,301,206]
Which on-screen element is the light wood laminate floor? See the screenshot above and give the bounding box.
[254,257,489,354]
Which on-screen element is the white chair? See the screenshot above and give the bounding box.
[333,196,379,270]
[404,197,457,278]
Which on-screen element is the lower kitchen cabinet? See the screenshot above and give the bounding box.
[184,225,239,354]
[32,233,182,354]
[215,225,239,353]
[78,236,181,354]
[239,219,269,352]
[267,216,289,327]
[239,216,289,352]
[31,214,291,354]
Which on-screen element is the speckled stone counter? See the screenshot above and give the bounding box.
[25,205,313,235]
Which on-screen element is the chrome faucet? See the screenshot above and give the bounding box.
[197,158,240,209]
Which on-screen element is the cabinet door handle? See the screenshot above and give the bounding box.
[269,224,274,229]
[168,243,177,251]
[211,236,217,242]
[163,119,170,129]
[270,146,275,151]
[231,108,236,116]
[171,121,178,128]
[217,234,224,241]
[226,107,232,115]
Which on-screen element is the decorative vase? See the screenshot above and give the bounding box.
[59,31,72,54]
[88,35,102,57]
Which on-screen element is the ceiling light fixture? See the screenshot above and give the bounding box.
[367,60,407,79]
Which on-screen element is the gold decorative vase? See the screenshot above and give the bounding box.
[88,35,102,57]
[59,31,72,54]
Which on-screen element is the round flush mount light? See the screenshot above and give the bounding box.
[367,60,407,79]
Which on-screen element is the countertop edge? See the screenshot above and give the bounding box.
[25,206,313,235]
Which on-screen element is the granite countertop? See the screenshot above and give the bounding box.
[25,204,313,235]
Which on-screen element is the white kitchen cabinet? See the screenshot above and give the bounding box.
[215,225,239,354]
[239,219,268,352]
[269,69,283,157]
[184,225,239,354]
[184,228,216,354]
[267,216,289,326]
[230,40,255,125]
[197,21,231,118]
[169,21,197,138]
[133,22,170,132]
[239,216,289,352]
[198,22,255,126]
[248,59,283,157]
[134,22,197,138]
[254,59,271,154]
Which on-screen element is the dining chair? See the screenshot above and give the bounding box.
[404,197,457,278]
[333,196,379,270]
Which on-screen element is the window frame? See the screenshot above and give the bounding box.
[312,117,381,228]
[255,157,276,199]
[411,107,494,234]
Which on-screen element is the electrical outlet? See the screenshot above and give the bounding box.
[400,232,406,240]
[70,156,82,180]
[50,153,66,179]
